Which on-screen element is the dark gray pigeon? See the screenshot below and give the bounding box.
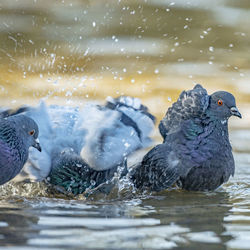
[159,84,210,141]
[130,84,241,192]
[0,114,41,185]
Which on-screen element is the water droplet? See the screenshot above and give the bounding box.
[65,91,72,97]
[209,46,214,52]
[90,180,96,186]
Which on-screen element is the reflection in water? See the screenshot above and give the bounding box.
[141,191,232,250]
[0,153,248,249]
[0,0,250,249]
[0,192,234,249]
[0,202,39,246]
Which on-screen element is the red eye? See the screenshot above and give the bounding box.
[29,130,35,136]
[217,99,223,106]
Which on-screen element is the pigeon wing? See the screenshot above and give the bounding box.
[131,119,215,192]
[0,138,21,184]
[130,143,181,191]
[159,84,209,140]
[81,96,155,171]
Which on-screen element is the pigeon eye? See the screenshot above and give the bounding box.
[217,99,223,106]
[29,130,35,136]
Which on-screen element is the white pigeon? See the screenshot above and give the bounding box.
[12,96,156,184]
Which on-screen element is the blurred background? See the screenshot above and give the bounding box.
[0,0,250,127]
[1,1,250,249]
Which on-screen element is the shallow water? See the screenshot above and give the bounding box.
[1,0,250,249]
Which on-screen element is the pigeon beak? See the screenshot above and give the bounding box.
[33,138,42,152]
[230,107,242,118]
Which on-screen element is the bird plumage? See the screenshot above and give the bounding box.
[0,115,41,185]
[81,96,155,171]
[11,96,155,195]
[159,84,209,141]
[131,84,240,192]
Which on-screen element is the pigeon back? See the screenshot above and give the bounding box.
[159,84,209,140]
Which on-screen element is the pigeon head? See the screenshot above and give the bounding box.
[207,91,242,120]
[8,115,41,152]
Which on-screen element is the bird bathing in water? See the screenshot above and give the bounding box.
[0,114,41,185]
[130,84,241,192]
[9,96,155,195]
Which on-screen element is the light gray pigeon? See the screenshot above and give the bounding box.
[0,114,41,185]
[130,84,241,192]
[12,96,155,195]
[47,96,155,194]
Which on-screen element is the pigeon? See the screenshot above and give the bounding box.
[48,148,127,195]
[0,114,41,185]
[47,96,154,194]
[12,96,155,194]
[130,84,241,192]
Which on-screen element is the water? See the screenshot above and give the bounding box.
[0,0,250,249]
